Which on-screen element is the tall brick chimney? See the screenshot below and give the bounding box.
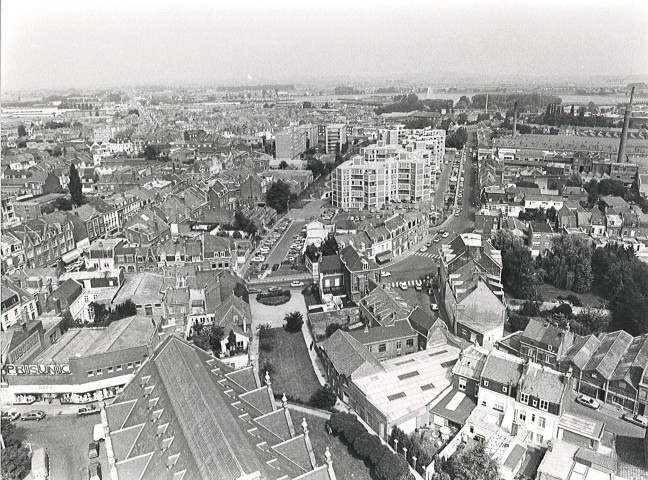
[512,101,518,138]
[617,86,635,163]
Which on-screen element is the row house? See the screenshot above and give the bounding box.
[1,279,38,331]
[1,232,26,271]
[528,221,560,257]
[102,191,142,226]
[123,209,172,247]
[114,245,159,273]
[8,214,76,268]
[86,239,125,271]
[47,278,93,324]
[383,211,429,257]
[558,330,648,414]
[339,244,381,302]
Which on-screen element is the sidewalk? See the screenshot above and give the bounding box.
[300,316,327,387]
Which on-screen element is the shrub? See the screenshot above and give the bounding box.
[284,311,304,333]
[520,300,541,317]
[354,433,382,459]
[376,453,410,480]
[343,419,366,445]
[259,338,274,352]
[260,361,275,377]
[566,294,583,307]
[258,324,275,340]
[257,291,291,306]
[325,323,340,338]
[508,313,531,332]
[309,386,337,410]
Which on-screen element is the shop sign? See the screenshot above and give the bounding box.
[8,331,42,364]
[3,364,71,376]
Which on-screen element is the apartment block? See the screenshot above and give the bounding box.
[275,125,307,160]
[325,124,347,154]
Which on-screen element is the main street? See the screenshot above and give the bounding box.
[382,127,478,285]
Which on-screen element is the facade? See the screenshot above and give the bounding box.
[325,124,347,154]
[331,155,432,211]
[275,125,308,160]
[1,315,158,406]
[1,280,38,330]
[8,214,77,268]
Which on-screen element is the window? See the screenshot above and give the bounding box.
[116,365,123,371]
[536,434,544,444]
[145,305,153,316]
[96,369,103,376]
[493,403,504,413]
[481,401,486,407]
[396,341,402,350]
[87,371,94,377]
[518,411,526,422]
[135,361,142,368]
[484,380,489,387]
[539,400,548,411]
[127,363,134,369]
[458,378,467,391]
[532,399,538,407]
[520,393,529,404]
[538,417,546,429]
[502,385,508,394]
[406,339,414,348]
[378,344,386,353]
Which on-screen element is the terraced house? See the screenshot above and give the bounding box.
[8,214,76,268]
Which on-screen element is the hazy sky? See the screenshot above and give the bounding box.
[2,0,647,91]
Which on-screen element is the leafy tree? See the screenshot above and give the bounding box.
[279,160,289,170]
[306,158,327,178]
[446,442,499,480]
[1,419,31,480]
[143,144,159,160]
[227,329,237,352]
[17,124,27,137]
[325,323,340,338]
[491,230,541,299]
[353,433,382,459]
[265,180,291,213]
[538,235,593,293]
[375,452,411,480]
[321,234,339,257]
[303,101,313,109]
[68,163,83,206]
[308,385,337,410]
[209,326,225,352]
[52,196,74,211]
[284,311,304,333]
[446,127,468,150]
[342,420,366,444]
[258,323,275,340]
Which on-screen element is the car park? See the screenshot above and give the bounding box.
[576,394,601,410]
[621,413,648,428]
[291,281,305,287]
[21,410,46,421]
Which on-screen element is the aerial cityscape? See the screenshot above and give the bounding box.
[1,1,648,480]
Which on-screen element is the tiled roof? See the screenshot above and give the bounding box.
[583,330,634,380]
[320,329,382,378]
[347,319,415,345]
[482,349,524,385]
[519,363,569,404]
[559,335,601,371]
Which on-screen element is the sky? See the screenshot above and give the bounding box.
[2,0,647,91]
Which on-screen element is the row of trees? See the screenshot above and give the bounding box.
[90,299,138,327]
[192,324,238,354]
[445,127,468,150]
[1,419,31,480]
[329,412,413,480]
[375,94,453,115]
[528,103,617,128]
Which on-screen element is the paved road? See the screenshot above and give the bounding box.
[383,129,478,283]
[14,413,107,480]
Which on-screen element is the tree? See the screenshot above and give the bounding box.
[491,230,541,299]
[1,419,31,480]
[284,311,304,333]
[353,433,382,459]
[265,180,291,213]
[17,124,27,137]
[68,163,83,206]
[279,160,289,170]
[309,385,337,410]
[143,144,159,160]
[303,101,313,109]
[209,326,225,352]
[321,233,339,257]
[342,420,366,444]
[52,196,74,211]
[539,235,593,293]
[325,323,340,338]
[227,329,237,352]
[306,158,326,178]
[375,453,411,480]
[446,442,499,480]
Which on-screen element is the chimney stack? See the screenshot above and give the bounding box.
[617,87,635,163]
[512,101,518,138]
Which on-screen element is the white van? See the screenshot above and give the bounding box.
[93,423,105,442]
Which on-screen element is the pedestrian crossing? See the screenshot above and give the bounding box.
[386,280,420,288]
[413,251,441,261]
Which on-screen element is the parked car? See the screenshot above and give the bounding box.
[78,404,100,416]
[381,271,392,278]
[268,286,283,293]
[252,256,266,263]
[419,247,428,253]
[1,411,20,421]
[415,284,423,291]
[434,237,441,243]
[88,462,102,480]
[621,413,648,428]
[442,232,450,238]
[88,442,100,459]
[430,303,439,311]
[21,410,45,421]
[261,264,269,271]
[399,282,408,291]
[291,281,305,287]
[576,394,601,410]
[272,264,280,271]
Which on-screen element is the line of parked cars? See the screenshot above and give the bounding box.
[250,219,293,277]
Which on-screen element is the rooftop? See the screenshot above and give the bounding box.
[353,343,460,424]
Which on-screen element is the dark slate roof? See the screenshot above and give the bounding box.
[482,350,524,385]
[347,319,416,345]
[519,363,568,404]
[339,244,378,272]
[320,329,383,378]
[559,334,601,371]
[428,388,477,426]
[319,255,343,274]
[610,334,648,389]
[407,306,437,336]
[583,330,634,380]
[50,278,83,305]
[521,319,573,351]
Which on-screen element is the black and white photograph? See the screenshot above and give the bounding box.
[1,1,647,479]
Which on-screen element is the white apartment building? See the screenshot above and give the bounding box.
[275,126,308,160]
[331,155,431,211]
[325,124,347,154]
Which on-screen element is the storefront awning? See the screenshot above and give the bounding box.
[61,249,81,264]
[375,250,393,263]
